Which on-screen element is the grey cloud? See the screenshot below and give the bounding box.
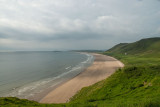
[0,0,160,51]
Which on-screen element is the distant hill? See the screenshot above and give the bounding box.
[106,37,160,55]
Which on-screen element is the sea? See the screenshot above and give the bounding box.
[0,51,94,100]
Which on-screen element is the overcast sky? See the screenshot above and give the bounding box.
[0,0,160,51]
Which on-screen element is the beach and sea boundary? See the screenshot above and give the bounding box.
[0,52,93,101]
[40,53,124,103]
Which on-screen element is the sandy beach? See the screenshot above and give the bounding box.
[40,53,124,104]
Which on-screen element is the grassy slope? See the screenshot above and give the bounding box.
[1,37,160,107]
[0,97,66,107]
[107,37,160,55]
[67,37,160,106]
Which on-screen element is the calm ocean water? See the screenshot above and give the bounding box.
[0,51,94,99]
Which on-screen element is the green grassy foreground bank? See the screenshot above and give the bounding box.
[1,37,160,107]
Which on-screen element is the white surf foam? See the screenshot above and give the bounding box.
[65,66,71,69]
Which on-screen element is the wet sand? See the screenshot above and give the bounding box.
[40,53,124,103]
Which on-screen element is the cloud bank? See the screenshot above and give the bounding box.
[0,0,160,50]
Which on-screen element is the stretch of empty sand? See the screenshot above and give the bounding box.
[40,53,124,103]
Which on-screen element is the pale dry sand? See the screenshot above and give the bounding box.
[40,53,124,104]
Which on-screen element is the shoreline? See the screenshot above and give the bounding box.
[27,52,94,102]
[40,53,124,104]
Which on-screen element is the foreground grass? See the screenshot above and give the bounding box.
[1,53,160,106]
[0,97,66,107]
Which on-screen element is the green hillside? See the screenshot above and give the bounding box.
[107,37,160,55]
[0,97,65,107]
[1,37,160,107]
